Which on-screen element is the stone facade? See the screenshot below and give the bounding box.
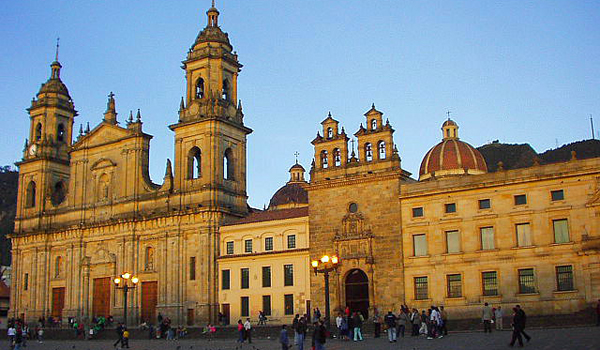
[10,5,250,326]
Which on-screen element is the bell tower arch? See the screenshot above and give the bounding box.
[170,3,251,215]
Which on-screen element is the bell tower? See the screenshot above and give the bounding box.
[170,2,252,215]
[16,54,76,223]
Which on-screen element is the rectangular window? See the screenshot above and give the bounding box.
[518,268,536,294]
[478,199,491,209]
[24,273,29,291]
[284,264,294,286]
[244,239,253,253]
[284,294,294,315]
[414,276,428,300]
[551,189,564,201]
[482,271,498,296]
[221,269,230,290]
[556,265,574,291]
[446,230,461,253]
[262,266,271,288]
[262,295,272,316]
[287,235,296,249]
[514,194,527,205]
[553,219,570,244]
[264,237,273,251]
[189,257,196,280]
[241,296,249,317]
[447,274,462,298]
[516,223,532,247]
[445,203,456,213]
[480,227,495,250]
[241,268,249,289]
[412,207,424,217]
[226,241,234,255]
[413,234,427,256]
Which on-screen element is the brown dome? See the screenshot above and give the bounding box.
[268,182,308,209]
[38,61,71,98]
[419,119,487,180]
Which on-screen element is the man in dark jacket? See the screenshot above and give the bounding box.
[296,316,307,350]
[113,323,124,348]
[384,311,397,343]
[515,305,531,342]
[509,307,524,347]
[313,320,327,350]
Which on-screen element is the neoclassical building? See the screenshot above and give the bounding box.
[10,4,600,326]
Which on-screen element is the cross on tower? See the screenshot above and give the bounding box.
[446,110,451,120]
[294,151,300,164]
[55,37,60,61]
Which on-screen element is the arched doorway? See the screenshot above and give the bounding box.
[345,269,369,318]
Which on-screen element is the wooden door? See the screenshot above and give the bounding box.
[141,281,158,323]
[221,304,230,325]
[187,309,194,326]
[51,287,65,318]
[92,277,111,317]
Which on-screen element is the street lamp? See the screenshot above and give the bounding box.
[311,255,340,330]
[113,272,140,326]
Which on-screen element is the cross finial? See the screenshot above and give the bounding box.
[294,151,300,164]
[212,0,215,7]
[446,110,451,120]
[55,37,60,61]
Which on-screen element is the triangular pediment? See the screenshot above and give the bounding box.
[72,122,133,150]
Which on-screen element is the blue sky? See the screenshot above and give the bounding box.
[1,1,599,208]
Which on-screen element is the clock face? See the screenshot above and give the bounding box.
[28,144,37,156]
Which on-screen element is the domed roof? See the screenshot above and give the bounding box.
[419,119,487,180]
[289,163,305,172]
[38,61,71,98]
[194,26,231,47]
[269,182,308,209]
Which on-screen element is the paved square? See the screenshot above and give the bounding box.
[15,326,600,350]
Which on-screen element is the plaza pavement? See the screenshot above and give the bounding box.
[15,326,600,350]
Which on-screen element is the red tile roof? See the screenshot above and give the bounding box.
[224,207,308,226]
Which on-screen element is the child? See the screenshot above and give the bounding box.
[280,325,290,350]
[37,327,44,343]
[122,329,130,348]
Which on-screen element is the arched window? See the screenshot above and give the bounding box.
[365,143,373,162]
[371,119,377,130]
[195,78,204,99]
[333,148,341,166]
[222,79,230,101]
[320,150,329,169]
[35,123,42,141]
[378,141,386,160]
[51,181,66,206]
[224,148,234,180]
[188,147,201,179]
[26,181,36,208]
[145,246,154,271]
[327,127,333,139]
[57,123,65,142]
[55,256,63,278]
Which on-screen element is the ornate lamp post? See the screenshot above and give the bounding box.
[311,255,340,329]
[113,272,139,326]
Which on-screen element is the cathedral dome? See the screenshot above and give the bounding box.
[419,119,487,181]
[268,161,308,210]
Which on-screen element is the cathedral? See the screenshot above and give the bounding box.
[10,4,600,326]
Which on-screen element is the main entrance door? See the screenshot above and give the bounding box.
[51,287,65,318]
[345,269,369,319]
[92,278,111,317]
[141,281,158,323]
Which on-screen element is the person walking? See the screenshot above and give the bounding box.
[482,303,493,333]
[410,309,420,336]
[236,319,244,343]
[13,328,23,350]
[36,327,44,343]
[515,305,531,342]
[293,314,300,345]
[384,311,397,343]
[244,318,252,343]
[352,312,363,341]
[494,306,504,330]
[313,320,327,350]
[440,306,448,336]
[280,325,290,350]
[419,310,428,336]
[372,308,381,338]
[509,307,524,347]
[396,309,409,338]
[122,328,130,348]
[296,316,307,350]
[335,314,343,340]
[113,323,125,348]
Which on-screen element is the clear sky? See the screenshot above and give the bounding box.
[1,1,599,208]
